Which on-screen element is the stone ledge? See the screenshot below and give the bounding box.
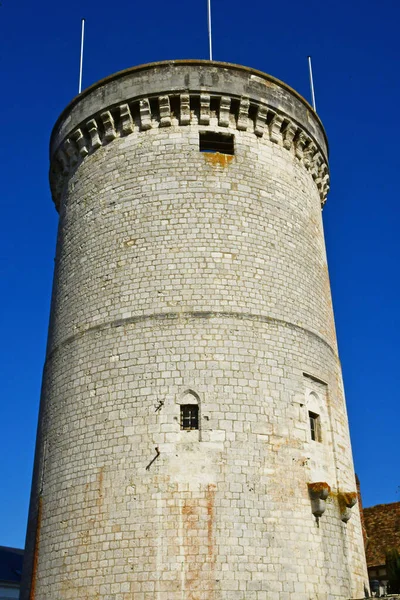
[45,309,338,365]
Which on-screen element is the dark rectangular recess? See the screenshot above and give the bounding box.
[199,131,234,155]
[180,404,199,430]
[309,411,321,442]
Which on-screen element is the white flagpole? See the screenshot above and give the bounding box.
[78,18,85,94]
[207,0,213,61]
[307,55,316,112]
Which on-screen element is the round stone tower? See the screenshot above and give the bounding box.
[22,61,368,600]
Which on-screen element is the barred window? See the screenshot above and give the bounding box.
[180,404,199,430]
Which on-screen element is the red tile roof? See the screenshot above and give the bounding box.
[364,502,400,568]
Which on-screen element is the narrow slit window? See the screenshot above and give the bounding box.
[180,404,199,430]
[309,411,321,442]
[199,132,234,155]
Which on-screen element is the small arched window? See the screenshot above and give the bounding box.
[309,411,321,442]
[179,390,200,431]
[308,392,322,442]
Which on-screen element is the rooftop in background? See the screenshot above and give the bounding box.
[0,546,24,585]
[364,502,400,568]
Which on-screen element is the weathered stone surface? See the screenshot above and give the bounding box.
[22,60,368,600]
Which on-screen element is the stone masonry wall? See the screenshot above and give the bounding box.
[21,61,368,600]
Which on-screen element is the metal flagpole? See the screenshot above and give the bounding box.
[207,0,213,61]
[78,18,85,94]
[307,55,316,112]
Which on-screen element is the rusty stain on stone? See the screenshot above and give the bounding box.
[203,152,233,167]
[181,486,217,600]
[308,481,331,497]
[206,483,216,561]
[337,491,358,511]
[97,466,104,508]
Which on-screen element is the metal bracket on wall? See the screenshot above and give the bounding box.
[145,447,160,471]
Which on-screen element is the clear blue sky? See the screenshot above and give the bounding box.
[1,0,399,549]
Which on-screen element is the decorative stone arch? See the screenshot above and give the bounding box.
[178,389,201,405]
[306,390,321,412]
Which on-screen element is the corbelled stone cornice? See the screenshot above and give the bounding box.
[50,91,329,210]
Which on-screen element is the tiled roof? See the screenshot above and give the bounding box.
[0,546,24,584]
[364,502,400,568]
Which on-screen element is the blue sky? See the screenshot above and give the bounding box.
[1,0,399,549]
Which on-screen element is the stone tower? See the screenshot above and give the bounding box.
[21,61,368,600]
